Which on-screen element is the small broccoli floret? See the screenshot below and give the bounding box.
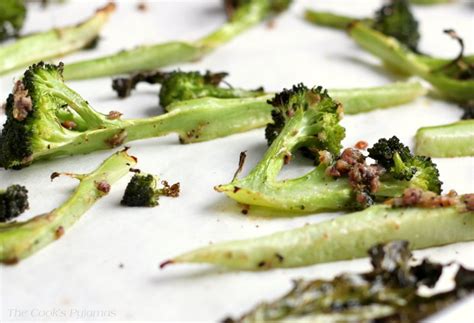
[121,173,180,207]
[112,70,265,109]
[0,0,26,41]
[368,136,442,194]
[0,184,29,222]
[265,84,345,158]
[373,0,420,51]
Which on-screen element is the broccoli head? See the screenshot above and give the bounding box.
[372,0,420,52]
[0,0,26,41]
[265,83,345,158]
[368,136,442,194]
[0,62,117,169]
[121,173,180,207]
[0,184,29,222]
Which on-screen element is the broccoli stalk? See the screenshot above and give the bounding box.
[121,173,180,207]
[0,0,26,41]
[0,63,273,169]
[216,85,442,213]
[113,69,426,113]
[162,193,473,270]
[112,70,266,106]
[63,0,292,80]
[0,149,136,264]
[223,241,474,322]
[0,3,115,76]
[0,185,29,222]
[415,120,474,157]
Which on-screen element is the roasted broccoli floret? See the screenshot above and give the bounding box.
[0,3,115,75]
[0,149,136,263]
[0,62,276,169]
[216,86,442,212]
[112,70,265,107]
[63,0,292,80]
[0,184,29,222]
[121,173,180,207]
[0,0,26,41]
[372,0,420,51]
[368,136,442,192]
[305,0,420,51]
[264,84,345,157]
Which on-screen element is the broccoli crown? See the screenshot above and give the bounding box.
[372,0,420,52]
[0,185,29,222]
[0,0,26,41]
[121,174,159,207]
[368,136,442,193]
[159,71,228,108]
[265,84,344,157]
[0,63,79,169]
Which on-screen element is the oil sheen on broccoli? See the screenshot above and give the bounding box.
[216,84,442,213]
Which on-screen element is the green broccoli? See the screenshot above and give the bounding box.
[215,85,442,213]
[163,190,473,270]
[223,241,474,322]
[0,62,274,169]
[305,2,474,104]
[0,149,136,263]
[121,173,180,207]
[0,184,29,222]
[0,0,26,41]
[0,3,115,75]
[305,0,420,51]
[415,120,474,157]
[112,70,265,107]
[112,68,427,115]
[63,0,292,80]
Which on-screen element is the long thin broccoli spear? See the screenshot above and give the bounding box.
[0,149,136,264]
[0,64,426,169]
[415,120,474,157]
[161,198,473,270]
[0,3,115,76]
[63,0,291,80]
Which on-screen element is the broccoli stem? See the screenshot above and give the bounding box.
[415,120,474,157]
[0,3,115,76]
[304,9,369,30]
[63,0,278,80]
[32,95,273,162]
[0,149,136,263]
[163,204,474,270]
[331,82,426,114]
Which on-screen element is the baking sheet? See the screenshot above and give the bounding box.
[1,0,473,321]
